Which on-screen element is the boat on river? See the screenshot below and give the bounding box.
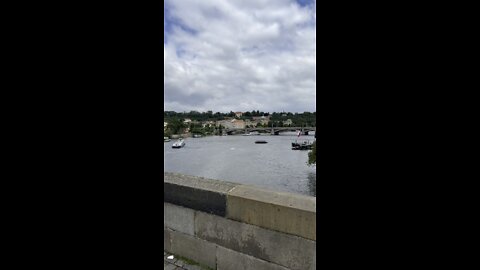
[164,137,171,142]
[255,140,268,144]
[292,140,313,150]
[172,139,185,148]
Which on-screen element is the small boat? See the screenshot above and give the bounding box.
[164,137,171,142]
[172,139,185,148]
[244,131,259,136]
[255,140,268,144]
[193,134,202,138]
[292,140,313,150]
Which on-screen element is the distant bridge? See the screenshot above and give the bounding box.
[224,127,316,135]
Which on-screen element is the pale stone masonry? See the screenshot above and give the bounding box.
[164,251,208,270]
[164,173,316,270]
[226,185,316,241]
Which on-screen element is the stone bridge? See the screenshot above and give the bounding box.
[224,127,316,135]
[164,173,316,270]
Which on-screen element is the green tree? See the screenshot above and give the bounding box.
[168,118,185,134]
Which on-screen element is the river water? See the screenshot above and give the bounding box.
[164,133,316,197]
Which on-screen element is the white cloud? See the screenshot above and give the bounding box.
[164,0,316,113]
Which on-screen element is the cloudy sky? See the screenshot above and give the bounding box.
[164,0,316,113]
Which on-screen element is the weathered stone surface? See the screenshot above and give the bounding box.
[312,242,316,270]
[164,228,172,252]
[164,203,195,236]
[164,263,177,270]
[195,211,315,270]
[217,246,290,270]
[164,172,238,193]
[170,229,217,269]
[227,185,316,240]
[164,173,238,216]
[183,265,204,270]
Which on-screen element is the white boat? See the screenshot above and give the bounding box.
[172,139,185,148]
[243,132,259,136]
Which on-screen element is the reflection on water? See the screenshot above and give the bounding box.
[164,134,316,197]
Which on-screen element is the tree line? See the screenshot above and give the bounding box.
[164,111,316,127]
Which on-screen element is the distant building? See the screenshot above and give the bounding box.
[216,119,245,129]
[183,118,192,124]
[231,119,245,129]
[252,116,270,126]
[283,119,293,126]
[216,120,233,128]
[245,119,258,127]
[235,112,243,118]
[252,115,271,120]
[164,122,168,131]
[202,121,215,128]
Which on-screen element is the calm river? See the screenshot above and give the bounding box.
[164,133,316,197]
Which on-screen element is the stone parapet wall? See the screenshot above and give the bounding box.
[164,172,316,270]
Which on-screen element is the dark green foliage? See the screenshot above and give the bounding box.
[166,118,186,134]
[164,111,316,130]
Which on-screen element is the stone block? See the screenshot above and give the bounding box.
[164,228,172,252]
[164,173,238,216]
[217,246,289,270]
[195,211,315,270]
[164,263,177,270]
[227,185,316,240]
[164,202,195,236]
[170,229,217,269]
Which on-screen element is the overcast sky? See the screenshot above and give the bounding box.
[164,0,316,113]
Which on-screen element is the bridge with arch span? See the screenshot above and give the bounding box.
[224,127,316,135]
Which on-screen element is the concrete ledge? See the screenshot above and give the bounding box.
[217,246,290,270]
[170,229,217,269]
[195,211,315,270]
[164,172,316,239]
[164,173,317,270]
[164,228,172,253]
[164,173,238,216]
[227,185,316,240]
[164,203,195,236]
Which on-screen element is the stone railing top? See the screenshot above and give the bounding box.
[164,172,238,194]
[228,184,316,213]
[164,172,316,214]
[164,172,316,240]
